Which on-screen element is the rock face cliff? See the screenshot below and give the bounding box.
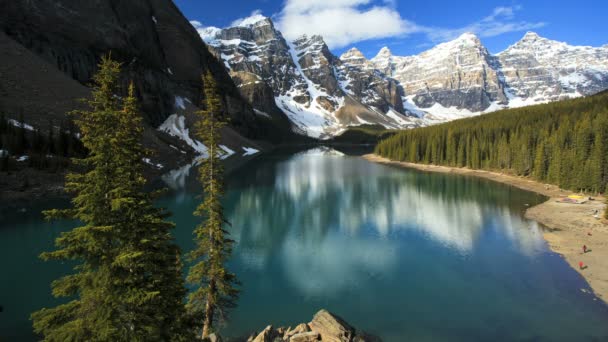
[372,33,507,116]
[497,32,608,104]
[202,16,415,139]
[0,0,287,145]
[372,32,608,122]
[201,14,608,136]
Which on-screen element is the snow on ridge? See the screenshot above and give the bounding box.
[254,109,272,118]
[8,119,34,131]
[385,108,414,127]
[143,158,163,170]
[174,96,188,110]
[219,145,235,160]
[242,147,259,156]
[158,114,208,157]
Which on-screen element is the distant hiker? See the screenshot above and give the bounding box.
[583,245,588,253]
[579,261,585,270]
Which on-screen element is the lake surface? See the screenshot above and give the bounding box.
[2,147,608,341]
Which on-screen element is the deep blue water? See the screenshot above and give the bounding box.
[1,148,608,341]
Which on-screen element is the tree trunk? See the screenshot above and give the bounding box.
[202,281,215,339]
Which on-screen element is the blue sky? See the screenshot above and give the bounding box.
[174,0,607,58]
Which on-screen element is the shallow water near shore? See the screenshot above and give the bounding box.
[2,147,608,341]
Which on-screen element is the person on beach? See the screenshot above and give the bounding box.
[579,261,585,270]
[583,245,587,253]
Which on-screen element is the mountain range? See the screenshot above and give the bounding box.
[1,0,607,166]
[201,15,608,138]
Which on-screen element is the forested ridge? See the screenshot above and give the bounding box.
[375,91,608,195]
[0,113,85,171]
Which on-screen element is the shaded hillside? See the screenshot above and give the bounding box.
[375,92,608,194]
[0,0,292,142]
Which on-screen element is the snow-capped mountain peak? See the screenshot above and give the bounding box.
[340,47,366,61]
[521,31,541,41]
[231,13,270,28]
[455,32,481,43]
[199,20,414,138]
[196,15,608,139]
[197,26,222,45]
[375,46,393,59]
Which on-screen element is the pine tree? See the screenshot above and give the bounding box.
[186,71,239,339]
[108,82,193,341]
[47,119,55,155]
[15,111,28,155]
[532,140,547,181]
[374,91,608,195]
[0,112,7,135]
[32,56,190,341]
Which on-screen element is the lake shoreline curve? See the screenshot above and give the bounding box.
[363,153,608,304]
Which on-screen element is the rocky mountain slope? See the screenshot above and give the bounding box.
[497,32,608,104]
[2,2,607,146]
[372,32,608,121]
[199,14,608,136]
[0,0,289,170]
[201,16,415,139]
[371,33,508,121]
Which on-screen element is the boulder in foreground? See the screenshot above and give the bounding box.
[240,309,380,342]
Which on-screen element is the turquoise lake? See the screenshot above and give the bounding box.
[1,148,608,341]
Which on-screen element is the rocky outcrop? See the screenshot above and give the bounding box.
[201,15,608,136]
[202,16,416,139]
[337,48,404,114]
[372,33,507,114]
[371,31,608,122]
[497,32,608,103]
[242,309,380,342]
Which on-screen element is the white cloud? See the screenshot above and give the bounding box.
[276,0,418,49]
[422,6,546,43]
[191,4,545,51]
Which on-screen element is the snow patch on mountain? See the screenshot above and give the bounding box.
[197,15,608,137]
[158,114,208,157]
[242,147,259,156]
[174,96,188,110]
[8,119,34,131]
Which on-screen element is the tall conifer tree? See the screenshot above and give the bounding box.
[187,71,239,339]
[32,56,190,341]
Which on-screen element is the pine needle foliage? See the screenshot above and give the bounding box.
[31,56,191,342]
[186,71,239,339]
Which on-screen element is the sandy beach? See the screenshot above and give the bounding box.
[363,154,608,303]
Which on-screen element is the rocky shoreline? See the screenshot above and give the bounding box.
[213,310,379,342]
[363,154,608,304]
